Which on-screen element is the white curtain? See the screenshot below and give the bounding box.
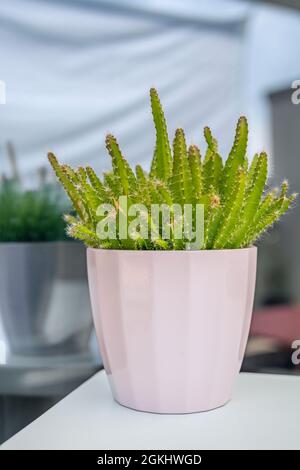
[0,0,249,185]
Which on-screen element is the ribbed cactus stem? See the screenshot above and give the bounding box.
[188,145,202,202]
[170,128,192,205]
[149,88,172,182]
[105,134,130,195]
[222,116,248,198]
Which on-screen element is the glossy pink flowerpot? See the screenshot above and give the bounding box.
[87,247,257,414]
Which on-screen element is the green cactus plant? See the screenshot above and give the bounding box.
[48,88,296,250]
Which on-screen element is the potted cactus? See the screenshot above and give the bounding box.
[49,89,295,413]
[0,178,93,356]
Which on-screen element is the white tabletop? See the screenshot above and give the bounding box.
[2,371,300,450]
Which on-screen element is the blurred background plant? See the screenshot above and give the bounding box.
[0,142,69,242]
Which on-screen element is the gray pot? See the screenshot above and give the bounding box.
[0,242,93,356]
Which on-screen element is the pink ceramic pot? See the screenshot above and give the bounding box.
[87,247,257,414]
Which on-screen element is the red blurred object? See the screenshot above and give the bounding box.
[251,305,300,347]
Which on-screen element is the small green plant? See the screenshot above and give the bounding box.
[0,180,69,242]
[48,88,296,250]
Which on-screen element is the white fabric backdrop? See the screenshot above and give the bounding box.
[0,0,249,184]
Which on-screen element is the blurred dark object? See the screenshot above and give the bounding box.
[242,306,300,374]
[244,85,300,374]
[255,0,300,11]
[269,87,300,305]
[242,336,294,373]
[254,228,292,308]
